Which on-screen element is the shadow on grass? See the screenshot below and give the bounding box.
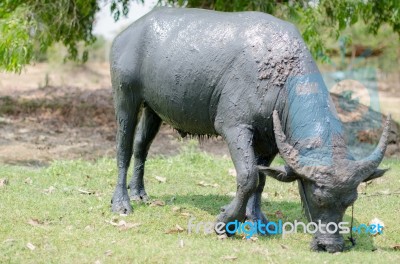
[151,193,377,252]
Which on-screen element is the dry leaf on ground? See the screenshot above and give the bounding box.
[3,238,15,244]
[105,219,141,231]
[43,186,55,194]
[165,224,185,234]
[172,206,181,212]
[275,210,284,219]
[228,169,237,177]
[243,236,258,242]
[392,244,400,250]
[180,212,191,217]
[149,200,165,207]
[84,225,94,232]
[0,178,9,187]
[221,255,238,261]
[27,218,47,227]
[119,222,141,231]
[197,181,219,188]
[26,242,36,251]
[155,176,167,183]
[24,178,33,185]
[77,189,95,195]
[218,234,228,240]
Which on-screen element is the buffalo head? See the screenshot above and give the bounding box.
[259,110,390,253]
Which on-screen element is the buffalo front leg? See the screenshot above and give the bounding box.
[245,172,271,234]
[129,106,162,202]
[245,156,274,234]
[216,125,258,234]
[111,80,141,214]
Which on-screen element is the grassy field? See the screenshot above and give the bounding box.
[0,144,399,263]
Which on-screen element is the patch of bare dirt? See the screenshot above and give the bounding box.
[0,63,398,166]
[0,87,228,165]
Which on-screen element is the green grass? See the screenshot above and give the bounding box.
[0,144,399,263]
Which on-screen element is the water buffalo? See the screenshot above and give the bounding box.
[109,7,390,252]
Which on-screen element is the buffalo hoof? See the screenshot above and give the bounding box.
[245,210,272,235]
[111,189,133,214]
[215,204,245,236]
[130,188,149,202]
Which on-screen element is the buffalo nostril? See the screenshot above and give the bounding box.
[317,243,327,252]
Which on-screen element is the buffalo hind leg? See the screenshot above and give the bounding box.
[216,125,258,235]
[129,106,162,202]
[111,78,141,214]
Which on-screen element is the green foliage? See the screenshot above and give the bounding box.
[0,0,399,72]
[324,21,400,72]
[0,0,142,73]
[111,0,144,21]
[0,0,98,72]
[162,0,400,62]
[0,5,34,73]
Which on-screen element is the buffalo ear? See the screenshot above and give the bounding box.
[363,168,389,182]
[258,165,298,182]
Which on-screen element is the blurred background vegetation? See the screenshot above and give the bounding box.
[0,0,399,73]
